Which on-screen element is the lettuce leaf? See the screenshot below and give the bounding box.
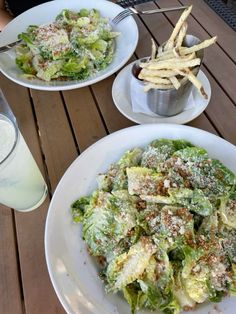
[97,148,143,192]
[141,139,193,169]
[219,196,236,228]
[106,237,157,291]
[82,190,137,256]
[71,196,90,223]
[16,8,119,81]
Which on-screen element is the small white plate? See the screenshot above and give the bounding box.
[112,61,211,124]
[0,0,138,91]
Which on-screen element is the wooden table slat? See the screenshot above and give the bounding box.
[186,112,218,134]
[202,65,236,144]
[15,198,65,314]
[63,88,107,152]
[31,90,78,192]
[0,206,23,314]
[91,75,135,133]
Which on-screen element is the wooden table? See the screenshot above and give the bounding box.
[0,1,235,313]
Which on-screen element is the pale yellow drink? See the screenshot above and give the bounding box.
[0,113,47,211]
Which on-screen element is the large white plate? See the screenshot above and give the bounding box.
[0,0,138,91]
[112,62,211,124]
[45,124,236,314]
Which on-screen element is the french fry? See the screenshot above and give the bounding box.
[179,36,217,55]
[175,22,188,48]
[173,47,181,57]
[179,52,196,61]
[140,55,199,68]
[169,76,181,90]
[176,69,208,99]
[137,5,216,99]
[151,38,157,60]
[138,74,170,84]
[144,83,174,92]
[139,68,179,78]
[155,51,195,62]
[157,44,164,56]
[141,58,201,70]
[164,5,192,50]
[156,48,180,61]
[156,51,175,61]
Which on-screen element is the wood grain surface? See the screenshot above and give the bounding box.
[0,1,235,313]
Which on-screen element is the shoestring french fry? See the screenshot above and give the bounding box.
[179,36,217,55]
[177,52,196,61]
[139,55,199,68]
[139,58,201,70]
[138,74,170,84]
[157,44,164,56]
[140,68,180,78]
[151,39,157,60]
[176,69,208,99]
[156,49,183,61]
[175,22,188,48]
[173,47,181,57]
[156,49,180,61]
[169,76,181,90]
[185,52,196,60]
[164,5,192,51]
[144,83,174,92]
[148,50,195,62]
[155,51,176,61]
[137,5,217,98]
[162,36,217,58]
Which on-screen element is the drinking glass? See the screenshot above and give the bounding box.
[0,89,47,211]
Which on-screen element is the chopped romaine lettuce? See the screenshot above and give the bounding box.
[97,148,143,192]
[16,9,119,81]
[173,266,196,310]
[219,196,236,228]
[106,237,157,291]
[127,166,163,196]
[71,196,90,223]
[229,263,236,295]
[71,138,236,314]
[15,45,35,75]
[81,190,138,256]
[141,139,193,169]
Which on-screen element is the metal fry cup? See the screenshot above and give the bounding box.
[131,35,204,117]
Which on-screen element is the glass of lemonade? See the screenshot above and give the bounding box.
[0,90,47,211]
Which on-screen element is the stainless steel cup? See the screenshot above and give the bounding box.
[131,35,204,117]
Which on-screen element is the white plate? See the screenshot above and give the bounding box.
[0,0,138,91]
[112,62,211,124]
[45,124,236,314]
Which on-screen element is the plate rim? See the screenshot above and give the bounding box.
[45,123,236,314]
[0,0,139,91]
[112,61,211,124]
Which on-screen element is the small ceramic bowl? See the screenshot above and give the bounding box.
[130,35,204,117]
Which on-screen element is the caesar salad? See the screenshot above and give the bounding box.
[15,9,119,81]
[71,139,236,314]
